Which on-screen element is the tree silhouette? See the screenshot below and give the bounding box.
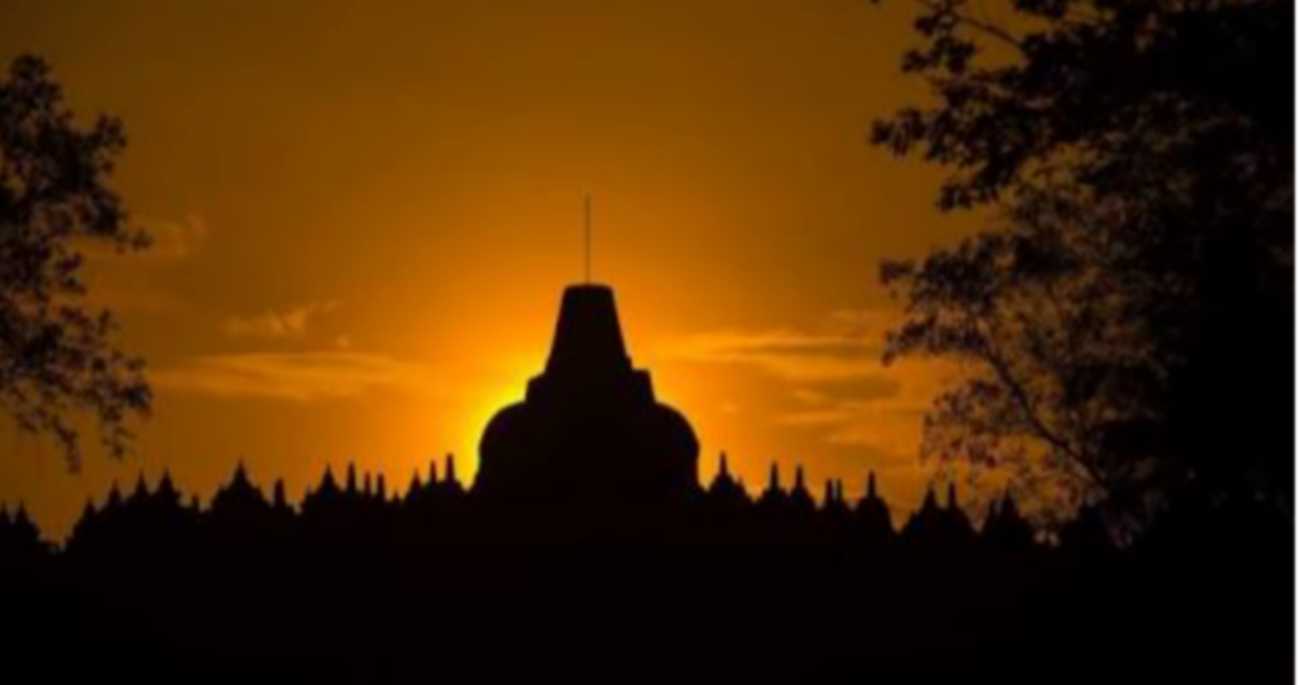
[872,0,1293,524]
[0,54,151,469]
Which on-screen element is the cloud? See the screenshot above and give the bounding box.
[84,283,180,313]
[778,358,951,459]
[138,214,209,260]
[664,329,884,382]
[662,308,897,383]
[152,351,442,402]
[223,301,342,340]
[72,214,209,312]
[664,309,953,465]
[78,214,210,261]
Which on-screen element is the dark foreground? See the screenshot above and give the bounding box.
[0,473,1291,683]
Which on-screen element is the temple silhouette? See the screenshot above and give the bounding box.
[476,283,699,515]
[0,289,1290,682]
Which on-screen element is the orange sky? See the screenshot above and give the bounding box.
[0,0,981,539]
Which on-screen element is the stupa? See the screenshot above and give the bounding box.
[475,283,700,511]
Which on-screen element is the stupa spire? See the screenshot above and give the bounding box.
[584,191,593,285]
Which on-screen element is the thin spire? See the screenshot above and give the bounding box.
[768,462,781,492]
[445,453,458,485]
[13,503,30,528]
[320,465,338,492]
[233,459,249,484]
[583,191,593,284]
[132,471,150,499]
[273,479,288,509]
[158,469,176,496]
[921,486,938,510]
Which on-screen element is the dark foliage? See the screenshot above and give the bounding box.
[0,54,151,469]
[872,0,1293,523]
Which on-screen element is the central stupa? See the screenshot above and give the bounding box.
[475,284,700,510]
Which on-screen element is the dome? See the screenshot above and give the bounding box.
[474,285,700,510]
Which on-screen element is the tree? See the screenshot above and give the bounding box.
[872,0,1292,524]
[0,54,151,469]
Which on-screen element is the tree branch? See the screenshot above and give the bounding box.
[969,311,1106,490]
[908,0,1024,50]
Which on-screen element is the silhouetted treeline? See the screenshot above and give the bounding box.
[0,454,1288,683]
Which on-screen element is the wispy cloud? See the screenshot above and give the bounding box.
[152,351,441,402]
[662,308,894,383]
[139,214,209,260]
[781,380,925,450]
[78,214,210,261]
[75,214,209,312]
[224,301,342,340]
[664,309,953,465]
[84,283,181,313]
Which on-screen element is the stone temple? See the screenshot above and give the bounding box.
[475,284,699,511]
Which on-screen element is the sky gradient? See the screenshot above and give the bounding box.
[0,0,982,538]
